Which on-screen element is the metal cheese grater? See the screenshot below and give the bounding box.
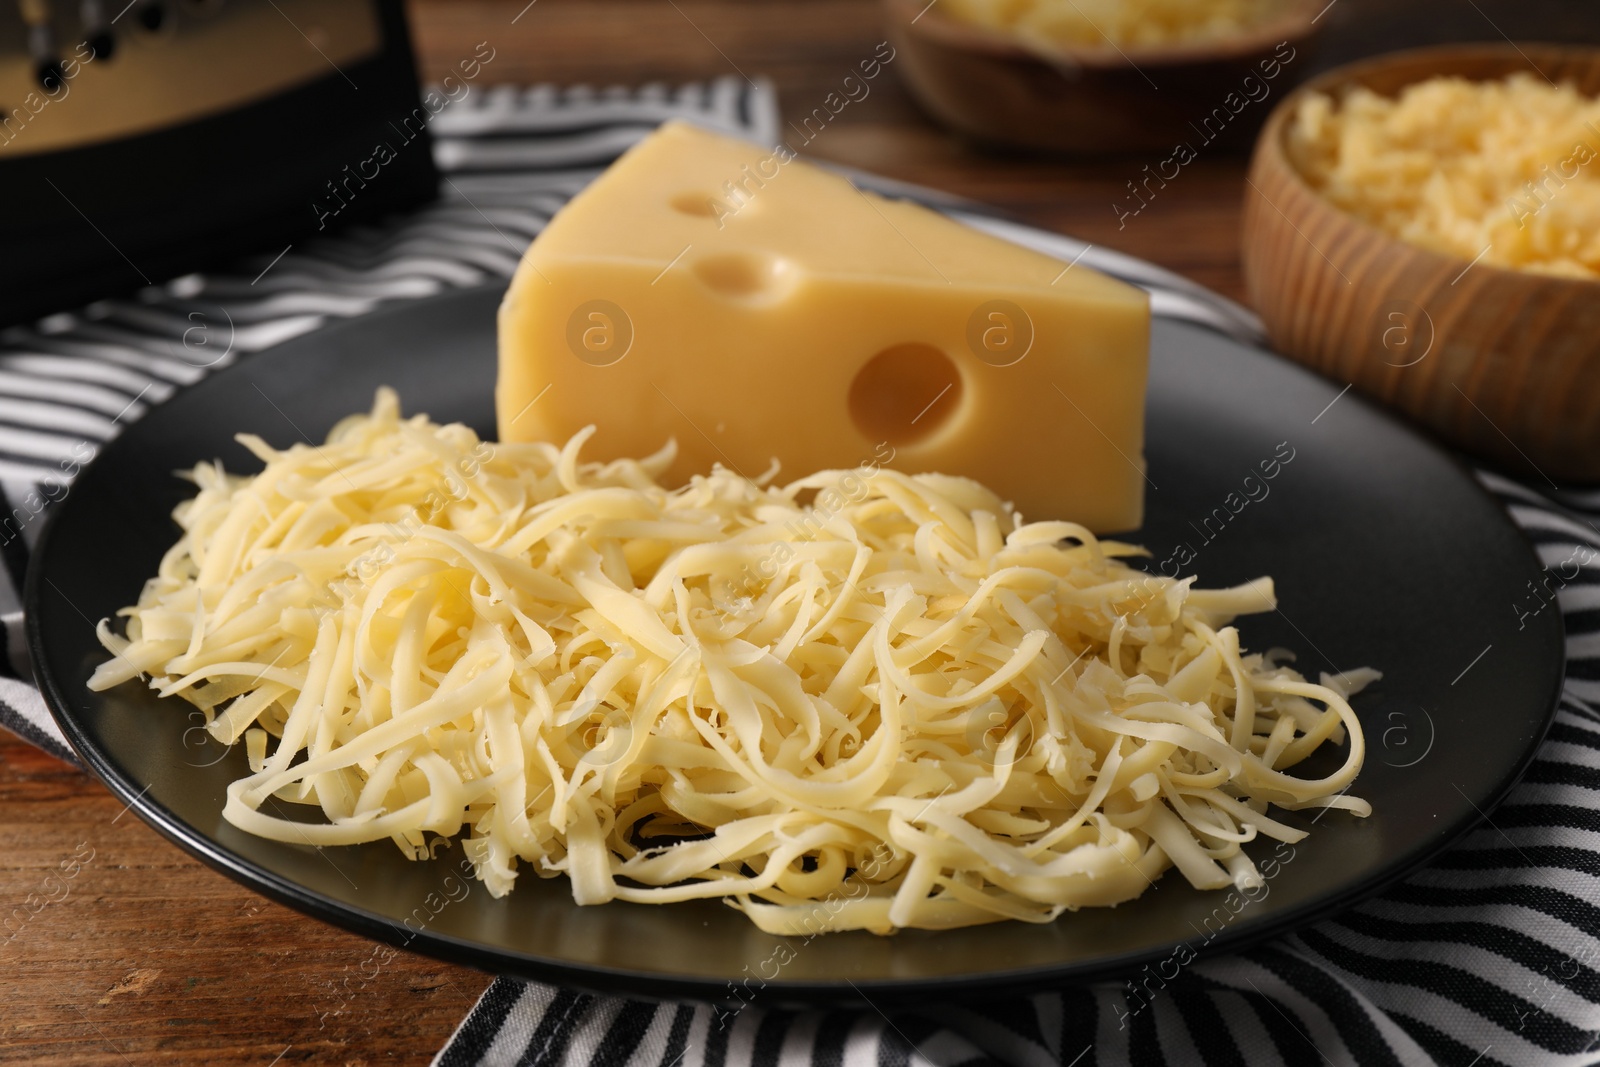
[0,0,439,327]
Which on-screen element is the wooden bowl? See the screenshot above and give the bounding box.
[883,0,1325,155]
[1242,44,1600,483]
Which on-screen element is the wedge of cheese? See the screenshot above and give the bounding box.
[497,121,1150,531]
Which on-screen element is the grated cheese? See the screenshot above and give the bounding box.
[941,0,1285,50]
[91,390,1370,932]
[1289,73,1600,279]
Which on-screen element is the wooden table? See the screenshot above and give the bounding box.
[5,1,1595,1063]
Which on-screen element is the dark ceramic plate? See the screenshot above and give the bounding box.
[28,282,1564,1005]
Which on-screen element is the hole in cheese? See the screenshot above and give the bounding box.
[691,252,790,299]
[669,191,723,218]
[848,343,964,447]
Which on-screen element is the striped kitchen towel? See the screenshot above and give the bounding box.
[1,74,1597,1067]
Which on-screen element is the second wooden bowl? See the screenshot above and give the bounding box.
[884,0,1325,155]
[1243,44,1600,482]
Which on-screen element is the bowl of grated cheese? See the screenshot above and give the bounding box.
[1243,44,1600,483]
[884,0,1325,155]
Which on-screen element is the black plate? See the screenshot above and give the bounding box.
[28,282,1565,1004]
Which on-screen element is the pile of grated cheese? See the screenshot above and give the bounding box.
[1289,73,1600,279]
[91,389,1369,933]
[941,0,1285,50]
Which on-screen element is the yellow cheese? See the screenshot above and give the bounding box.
[497,120,1150,531]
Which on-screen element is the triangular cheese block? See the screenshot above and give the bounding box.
[498,120,1149,531]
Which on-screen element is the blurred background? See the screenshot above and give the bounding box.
[5,0,1598,320]
[406,0,1600,303]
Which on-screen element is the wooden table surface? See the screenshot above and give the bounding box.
[6,1,1596,1064]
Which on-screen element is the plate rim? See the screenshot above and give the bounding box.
[25,281,1569,1004]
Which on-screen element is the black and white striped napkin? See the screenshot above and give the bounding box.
[2,76,1598,1067]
